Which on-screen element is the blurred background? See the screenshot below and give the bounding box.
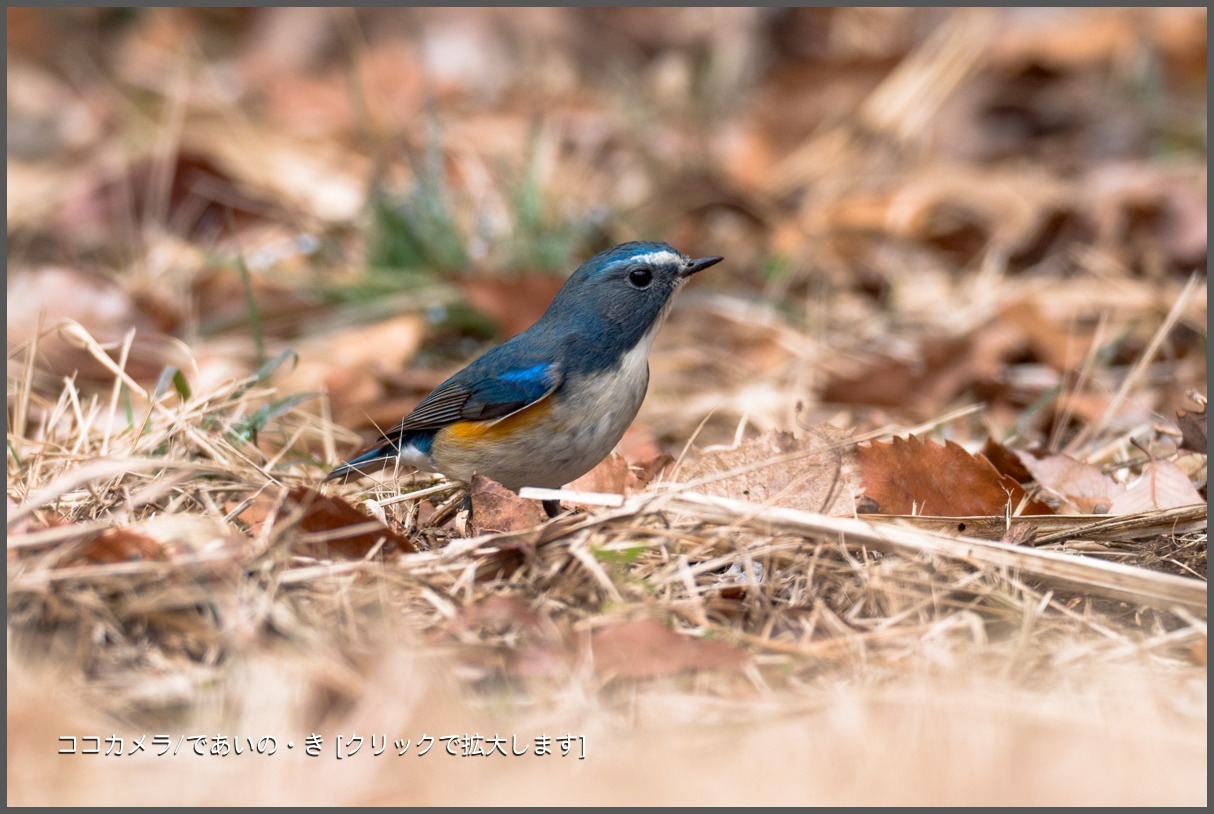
[7,6,1206,455]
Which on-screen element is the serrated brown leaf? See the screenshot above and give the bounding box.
[283,486,414,557]
[470,474,547,535]
[1014,451,1121,514]
[676,426,858,515]
[1108,461,1204,515]
[590,618,747,678]
[857,435,1053,516]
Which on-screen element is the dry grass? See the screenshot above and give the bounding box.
[7,332,1207,804]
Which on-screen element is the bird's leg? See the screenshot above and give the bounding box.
[542,499,563,519]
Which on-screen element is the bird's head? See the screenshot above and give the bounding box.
[544,241,723,342]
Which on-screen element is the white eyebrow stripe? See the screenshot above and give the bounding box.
[625,250,683,267]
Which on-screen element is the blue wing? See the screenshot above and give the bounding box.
[325,342,563,482]
[388,355,563,433]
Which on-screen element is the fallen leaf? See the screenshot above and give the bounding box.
[225,492,279,536]
[1081,162,1207,269]
[1190,635,1207,667]
[816,167,1068,259]
[567,453,641,496]
[980,438,1034,483]
[675,426,859,515]
[1014,451,1121,514]
[857,435,1053,516]
[281,486,414,557]
[991,7,1205,70]
[469,474,547,535]
[617,423,665,466]
[188,119,369,223]
[1176,405,1207,454]
[60,528,167,567]
[1108,461,1204,515]
[590,618,747,678]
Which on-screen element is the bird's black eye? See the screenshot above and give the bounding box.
[627,266,653,288]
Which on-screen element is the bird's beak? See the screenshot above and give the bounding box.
[681,255,724,278]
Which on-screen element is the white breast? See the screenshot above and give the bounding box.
[543,325,656,484]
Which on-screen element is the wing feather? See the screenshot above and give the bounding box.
[381,359,562,437]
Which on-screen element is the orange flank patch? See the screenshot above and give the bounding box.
[439,397,557,447]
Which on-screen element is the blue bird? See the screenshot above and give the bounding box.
[326,241,723,517]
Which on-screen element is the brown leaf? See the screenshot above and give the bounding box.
[980,438,1034,483]
[590,618,747,678]
[676,426,859,515]
[1108,461,1204,515]
[60,528,167,567]
[1081,162,1207,269]
[992,8,1204,71]
[857,435,1053,516]
[567,453,641,496]
[469,474,547,535]
[1176,405,1207,454]
[1014,451,1121,514]
[617,423,665,466]
[816,168,1067,259]
[282,486,414,557]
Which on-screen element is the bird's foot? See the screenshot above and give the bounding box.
[542,499,563,519]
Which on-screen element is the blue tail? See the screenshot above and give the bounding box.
[324,431,434,482]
